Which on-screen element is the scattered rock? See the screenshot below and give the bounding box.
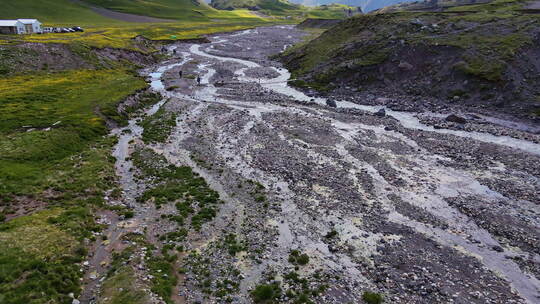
[326,99,337,108]
[375,108,386,117]
[492,245,504,252]
[89,271,98,280]
[398,61,414,71]
[445,114,467,124]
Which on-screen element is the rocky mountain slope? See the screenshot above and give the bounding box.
[280,0,540,118]
[361,0,417,11]
[297,17,342,28]
[287,0,418,12]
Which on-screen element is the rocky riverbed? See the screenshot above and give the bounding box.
[84,25,540,304]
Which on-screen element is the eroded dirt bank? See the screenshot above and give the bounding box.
[83,26,540,304]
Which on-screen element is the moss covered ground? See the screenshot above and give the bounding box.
[0,70,146,197]
[0,68,146,302]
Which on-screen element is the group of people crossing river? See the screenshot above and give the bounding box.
[177,69,201,85]
[159,47,202,86]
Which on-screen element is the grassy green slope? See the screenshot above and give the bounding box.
[285,0,535,76]
[0,1,278,302]
[0,0,267,25]
[0,69,146,201]
[0,0,270,49]
[281,0,540,114]
[83,0,233,21]
[0,69,147,303]
[212,0,298,11]
[211,0,349,18]
[0,0,119,24]
[305,4,352,19]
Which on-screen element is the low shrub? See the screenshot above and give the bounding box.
[251,283,281,303]
[362,291,383,304]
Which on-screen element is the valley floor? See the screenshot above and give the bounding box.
[85,26,539,303]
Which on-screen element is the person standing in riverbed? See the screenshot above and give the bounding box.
[179,70,183,78]
[197,75,201,85]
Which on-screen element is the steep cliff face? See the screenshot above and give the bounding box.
[280,0,540,117]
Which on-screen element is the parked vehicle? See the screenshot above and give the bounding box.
[39,26,84,34]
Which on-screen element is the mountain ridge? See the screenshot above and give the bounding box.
[288,0,418,12]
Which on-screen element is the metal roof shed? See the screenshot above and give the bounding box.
[0,20,26,34]
[17,19,42,34]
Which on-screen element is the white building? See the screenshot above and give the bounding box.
[18,19,42,34]
[0,20,26,34]
[0,19,42,34]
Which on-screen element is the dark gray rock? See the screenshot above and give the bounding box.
[375,108,386,117]
[326,99,337,108]
[446,114,467,124]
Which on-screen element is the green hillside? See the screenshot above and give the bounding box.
[0,0,267,25]
[0,0,273,48]
[307,4,354,19]
[0,0,119,24]
[211,0,298,11]
[211,0,350,18]
[0,0,343,25]
[82,0,224,21]
[280,0,540,116]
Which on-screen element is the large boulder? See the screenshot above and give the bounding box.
[398,61,414,71]
[326,99,337,108]
[445,114,467,124]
